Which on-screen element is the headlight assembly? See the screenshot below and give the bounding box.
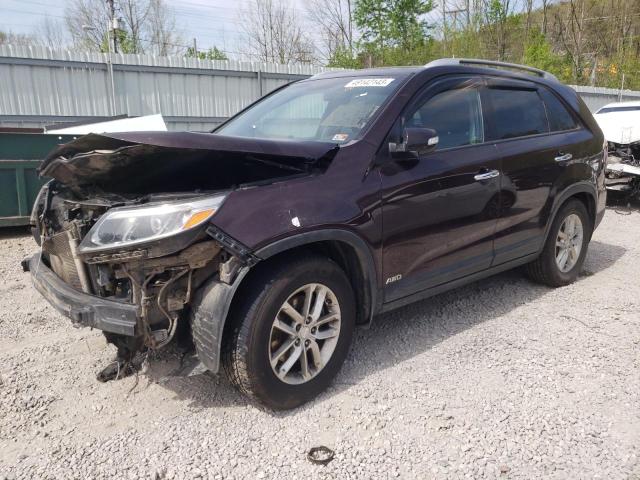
[78,194,226,253]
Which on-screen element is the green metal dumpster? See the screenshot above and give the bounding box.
[0,132,77,227]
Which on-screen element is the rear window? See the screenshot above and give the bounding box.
[539,88,578,131]
[486,88,548,140]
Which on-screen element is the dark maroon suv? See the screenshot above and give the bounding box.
[25,59,606,409]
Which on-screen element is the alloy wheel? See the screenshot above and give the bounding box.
[555,213,584,273]
[269,283,341,385]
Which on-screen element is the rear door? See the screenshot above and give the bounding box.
[483,78,580,264]
[380,76,501,302]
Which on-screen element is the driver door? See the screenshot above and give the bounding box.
[379,76,502,303]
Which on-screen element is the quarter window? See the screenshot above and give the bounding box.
[406,87,484,150]
[486,88,549,140]
[539,88,578,132]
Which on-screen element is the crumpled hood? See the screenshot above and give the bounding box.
[40,131,339,193]
[594,111,640,145]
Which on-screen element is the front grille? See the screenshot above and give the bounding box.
[42,230,84,290]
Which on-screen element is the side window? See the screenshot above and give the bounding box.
[539,88,578,132]
[486,88,549,140]
[406,87,484,150]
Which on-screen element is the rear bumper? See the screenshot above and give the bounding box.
[23,252,138,336]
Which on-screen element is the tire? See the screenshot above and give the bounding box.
[222,255,356,410]
[525,199,592,287]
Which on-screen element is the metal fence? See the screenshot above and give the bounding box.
[1,46,639,131]
[0,45,334,131]
[571,85,640,112]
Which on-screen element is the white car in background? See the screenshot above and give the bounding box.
[594,101,640,197]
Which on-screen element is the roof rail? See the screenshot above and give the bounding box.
[425,58,558,81]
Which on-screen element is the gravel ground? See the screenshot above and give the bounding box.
[1,204,639,480]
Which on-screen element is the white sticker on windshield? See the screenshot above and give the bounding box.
[345,78,394,88]
[332,133,349,142]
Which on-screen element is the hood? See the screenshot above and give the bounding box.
[594,111,640,145]
[40,131,339,193]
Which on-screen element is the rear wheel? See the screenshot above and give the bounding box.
[525,199,591,287]
[222,255,355,410]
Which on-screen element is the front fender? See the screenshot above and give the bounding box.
[255,228,380,323]
[192,228,380,373]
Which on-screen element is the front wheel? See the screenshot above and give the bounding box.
[525,199,592,287]
[222,255,355,410]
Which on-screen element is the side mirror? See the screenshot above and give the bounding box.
[389,127,439,159]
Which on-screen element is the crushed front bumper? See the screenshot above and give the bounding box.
[22,252,138,336]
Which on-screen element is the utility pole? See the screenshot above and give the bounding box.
[107,0,118,54]
[347,0,353,56]
[193,38,198,56]
[442,0,447,56]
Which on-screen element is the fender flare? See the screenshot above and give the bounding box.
[192,229,380,374]
[541,181,598,249]
[255,229,380,323]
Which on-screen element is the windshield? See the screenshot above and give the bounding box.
[216,76,402,144]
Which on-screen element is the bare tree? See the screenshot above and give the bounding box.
[65,0,112,51]
[65,0,181,54]
[147,0,185,55]
[480,0,514,60]
[34,17,70,49]
[551,0,590,82]
[306,0,354,62]
[240,0,314,63]
[118,0,152,53]
[0,31,38,46]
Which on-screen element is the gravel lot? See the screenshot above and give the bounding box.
[1,203,639,479]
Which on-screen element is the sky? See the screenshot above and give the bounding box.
[0,0,449,59]
[0,0,310,56]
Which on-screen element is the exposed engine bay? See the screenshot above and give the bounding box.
[28,132,339,369]
[593,102,640,199]
[605,141,640,198]
[32,182,225,354]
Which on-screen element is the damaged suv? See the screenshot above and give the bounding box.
[25,59,606,409]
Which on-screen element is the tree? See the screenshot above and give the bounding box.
[0,31,38,47]
[481,0,515,61]
[65,0,182,55]
[353,0,433,65]
[306,0,354,63]
[186,46,229,61]
[240,0,314,63]
[34,18,70,50]
[147,0,184,56]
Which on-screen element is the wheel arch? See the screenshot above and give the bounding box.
[254,229,380,325]
[543,182,597,247]
[191,229,379,374]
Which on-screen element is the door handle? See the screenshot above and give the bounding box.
[554,153,573,162]
[474,169,500,181]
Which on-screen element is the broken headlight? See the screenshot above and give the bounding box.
[78,194,226,253]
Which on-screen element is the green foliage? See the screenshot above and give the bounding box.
[100,29,137,54]
[347,0,639,88]
[353,0,434,64]
[523,29,568,80]
[327,47,361,69]
[185,46,229,61]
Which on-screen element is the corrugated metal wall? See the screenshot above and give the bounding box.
[2,46,639,131]
[0,46,336,131]
[570,85,640,112]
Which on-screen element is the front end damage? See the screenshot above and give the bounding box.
[605,141,640,198]
[25,132,337,376]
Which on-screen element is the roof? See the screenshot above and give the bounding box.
[596,101,640,111]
